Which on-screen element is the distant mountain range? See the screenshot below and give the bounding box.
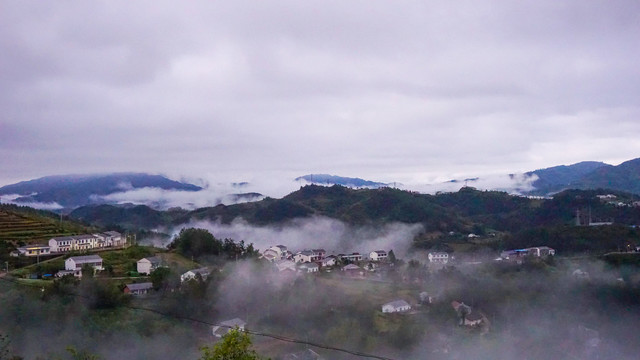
[295,174,389,188]
[0,173,202,209]
[525,158,640,195]
[525,161,607,192]
[1,156,639,211]
[297,158,640,196]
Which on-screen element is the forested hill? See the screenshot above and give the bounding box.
[526,157,640,195]
[0,173,202,208]
[69,185,640,234]
[0,203,95,261]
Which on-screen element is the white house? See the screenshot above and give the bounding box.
[369,250,388,261]
[55,269,82,278]
[293,250,313,263]
[262,245,288,262]
[339,253,363,262]
[49,231,123,253]
[298,262,319,273]
[124,282,153,295]
[529,246,556,257]
[382,300,412,313]
[72,234,98,250]
[65,255,103,271]
[103,231,124,247]
[212,318,246,338]
[137,256,162,275]
[428,252,449,264]
[181,267,210,282]
[500,246,556,260]
[293,249,324,263]
[275,259,297,272]
[92,233,107,248]
[320,255,337,267]
[49,236,76,253]
[11,244,51,257]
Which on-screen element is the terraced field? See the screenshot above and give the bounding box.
[0,206,89,246]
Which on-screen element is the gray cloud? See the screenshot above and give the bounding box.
[161,217,424,258]
[1,1,639,187]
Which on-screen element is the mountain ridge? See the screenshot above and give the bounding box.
[0,173,202,209]
[295,174,388,188]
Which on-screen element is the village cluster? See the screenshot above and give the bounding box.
[10,231,125,257]
[260,245,407,275]
[10,230,558,347]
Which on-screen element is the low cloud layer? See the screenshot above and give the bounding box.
[414,172,539,195]
[0,194,63,210]
[92,171,539,211]
[157,216,424,257]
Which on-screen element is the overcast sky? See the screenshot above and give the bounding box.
[1,0,639,188]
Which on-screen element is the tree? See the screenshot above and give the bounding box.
[388,250,397,264]
[200,328,265,360]
[150,267,171,290]
[168,228,223,259]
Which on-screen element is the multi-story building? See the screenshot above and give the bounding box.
[428,252,449,264]
[369,250,388,261]
[49,231,124,253]
[65,255,104,271]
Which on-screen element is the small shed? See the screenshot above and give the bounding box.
[124,282,153,295]
[382,300,412,313]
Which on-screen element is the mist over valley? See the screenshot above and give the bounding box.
[2,0,640,358]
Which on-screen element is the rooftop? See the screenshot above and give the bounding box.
[125,282,153,291]
[72,234,96,240]
[384,300,410,308]
[140,256,161,264]
[67,255,102,263]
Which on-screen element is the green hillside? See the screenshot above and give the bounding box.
[0,204,92,246]
[66,185,640,256]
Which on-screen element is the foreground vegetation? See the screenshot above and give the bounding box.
[2,234,640,359]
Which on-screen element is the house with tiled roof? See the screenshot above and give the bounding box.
[124,282,153,295]
[65,255,103,271]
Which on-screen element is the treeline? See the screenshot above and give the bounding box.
[504,224,640,254]
[168,228,259,260]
